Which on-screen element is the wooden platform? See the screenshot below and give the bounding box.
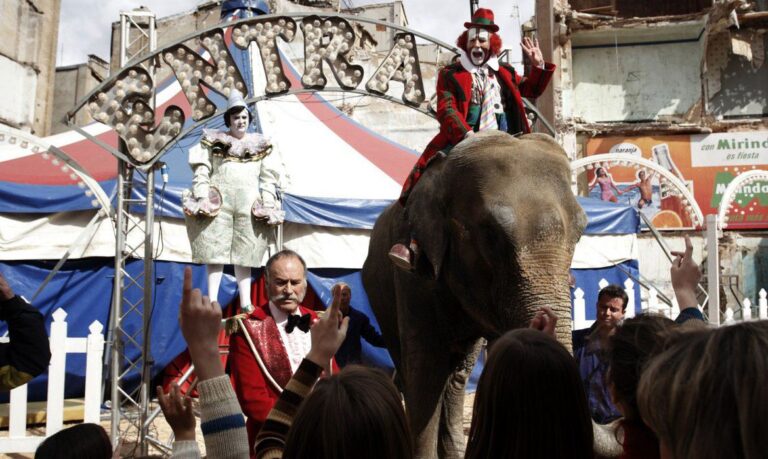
[0,399,85,428]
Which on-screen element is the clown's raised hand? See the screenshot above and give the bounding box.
[521,36,544,68]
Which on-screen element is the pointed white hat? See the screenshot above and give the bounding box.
[227,89,249,112]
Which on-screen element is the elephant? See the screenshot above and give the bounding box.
[362,130,587,458]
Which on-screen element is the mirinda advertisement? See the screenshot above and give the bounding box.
[585,132,768,230]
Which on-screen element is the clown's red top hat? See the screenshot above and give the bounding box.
[464,8,499,33]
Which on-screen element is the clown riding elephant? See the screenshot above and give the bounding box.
[363,130,586,458]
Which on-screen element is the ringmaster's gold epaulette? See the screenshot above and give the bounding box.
[223,313,249,336]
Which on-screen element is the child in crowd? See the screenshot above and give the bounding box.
[35,423,113,459]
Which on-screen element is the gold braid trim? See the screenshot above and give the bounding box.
[223,313,249,336]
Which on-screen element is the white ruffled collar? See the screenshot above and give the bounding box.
[202,129,272,157]
[458,49,500,73]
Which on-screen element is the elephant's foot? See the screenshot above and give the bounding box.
[388,242,418,271]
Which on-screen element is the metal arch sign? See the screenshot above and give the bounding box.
[68,13,459,168]
[0,125,113,215]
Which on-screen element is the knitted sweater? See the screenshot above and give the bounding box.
[254,359,324,459]
[170,375,250,459]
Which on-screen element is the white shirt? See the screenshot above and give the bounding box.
[269,302,313,374]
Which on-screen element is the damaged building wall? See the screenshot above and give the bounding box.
[571,23,704,123]
[0,0,61,135]
[708,31,767,118]
[343,1,408,53]
[52,56,109,134]
[570,0,713,18]
[559,0,768,312]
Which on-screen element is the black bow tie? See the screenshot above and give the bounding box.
[285,313,311,333]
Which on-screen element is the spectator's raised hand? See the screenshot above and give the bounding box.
[307,284,349,370]
[529,306,558,339]
[157,382,196,441]
[670,235,701,310]
[0,273,14,301]
[179,267,223,381]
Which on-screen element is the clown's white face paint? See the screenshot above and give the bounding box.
[228,110,249,139]
[467,28,491,66]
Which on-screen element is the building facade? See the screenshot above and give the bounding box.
[0,0,61,135]
[541,0,768,312]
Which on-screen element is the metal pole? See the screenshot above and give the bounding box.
[469,0,479,16]
[110,160,129,446]
[139,170,156,456]
[119,14,128,75]
[706,214,720,326]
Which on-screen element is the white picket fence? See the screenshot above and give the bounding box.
[723,289,768,324]
[0,308,105,453]
[573,279,768,330]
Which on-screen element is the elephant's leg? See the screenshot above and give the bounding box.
[403,340,453,459]
[437,338,483,459]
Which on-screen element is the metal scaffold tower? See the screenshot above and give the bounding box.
[109,8,159,455]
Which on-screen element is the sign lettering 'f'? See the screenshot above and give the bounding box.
[87,67,184,164]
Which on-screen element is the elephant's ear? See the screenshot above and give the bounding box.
[405,158,448,279]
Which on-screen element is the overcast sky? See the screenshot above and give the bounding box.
[57,0,534,66]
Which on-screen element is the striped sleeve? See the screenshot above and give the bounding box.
[254,359,324,459]
[197,375,249,459]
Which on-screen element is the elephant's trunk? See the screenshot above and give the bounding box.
[499,246,576,349]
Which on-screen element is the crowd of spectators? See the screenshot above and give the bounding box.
[30,237,768,458]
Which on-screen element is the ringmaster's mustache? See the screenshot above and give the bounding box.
[271,293,300,303]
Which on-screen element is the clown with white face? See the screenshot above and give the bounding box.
[184,89,284,313]
[388,7,557,271]
[467,27,491,66]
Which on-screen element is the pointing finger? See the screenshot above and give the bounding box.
[181,267,192,312]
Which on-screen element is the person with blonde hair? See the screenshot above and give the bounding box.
[637,320,768,459]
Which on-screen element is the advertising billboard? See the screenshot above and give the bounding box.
[585,131,768,230]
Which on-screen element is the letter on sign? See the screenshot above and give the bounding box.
[366,33,425,106]
[87,67,184,164]
[162,30,249,121]
[232,17,297,95]
[301,16,363,90]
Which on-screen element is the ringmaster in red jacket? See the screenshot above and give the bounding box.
[228,249,338,456]
[389,8,555,270]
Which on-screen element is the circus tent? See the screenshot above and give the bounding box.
[0,18,640,399]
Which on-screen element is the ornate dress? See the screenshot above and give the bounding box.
[184,129,281,267]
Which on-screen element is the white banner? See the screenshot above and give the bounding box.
[691,132,768,167]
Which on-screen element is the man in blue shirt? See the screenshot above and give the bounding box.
[573,284,627,424]
[332,283,387,367]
